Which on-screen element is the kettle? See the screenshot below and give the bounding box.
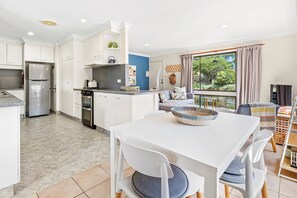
[108,56,116,64]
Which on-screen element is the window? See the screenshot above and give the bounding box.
[193,52,237,111]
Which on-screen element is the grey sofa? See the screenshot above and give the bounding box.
[158,90,195,112]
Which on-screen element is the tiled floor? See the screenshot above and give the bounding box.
[14,114,297,198]
[28,143,297,198]
[13,114,110,198]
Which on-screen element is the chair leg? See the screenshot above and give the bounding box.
[224,185,230,198]
[261,181,268,198]
[116,192,122,198]
[186,196,192,198]
[270,137,277,153]
[196,191,203,198]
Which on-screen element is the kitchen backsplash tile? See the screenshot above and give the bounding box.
[0,69,23,89]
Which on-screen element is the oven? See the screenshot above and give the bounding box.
[81,90,96,129]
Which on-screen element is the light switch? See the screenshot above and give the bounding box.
[117,79,122,83]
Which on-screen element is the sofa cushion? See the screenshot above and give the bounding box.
[170,91,187,100]
[174,87,186,93]
[159,90,171,100]
[159,99,194,112]
[159,93,167,103]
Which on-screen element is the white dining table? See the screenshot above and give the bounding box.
[110,112,259,198]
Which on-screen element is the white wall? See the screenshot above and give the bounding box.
[149,34,297,102]
[149,53,181,90]
[261,34,297,102]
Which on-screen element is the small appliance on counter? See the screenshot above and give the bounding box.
[87,80,98,88]
[84,80,89,88]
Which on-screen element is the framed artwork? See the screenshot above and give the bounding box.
[129,65,136,85]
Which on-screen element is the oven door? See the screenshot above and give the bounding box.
[82,95,92,108]
[82,107,93,127]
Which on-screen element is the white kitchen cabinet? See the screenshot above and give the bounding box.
[59,41,73,62]
[0,106,20,190]
[24,44,40,62]
[94,92,158,130]
[83,33,104,65]
[6,90,25,117]
[59,60,74,116]
[24,44,54,63]
[115,94,132,125]
[0,43,6,65]
[73,91,81,119]
[7,44,22,66]
[40,46,54,63]
[94,93,116,129]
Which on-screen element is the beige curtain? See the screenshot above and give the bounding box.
[181,55,193,93]
[237,45,262,106]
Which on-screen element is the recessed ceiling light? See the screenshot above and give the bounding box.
[80,18,87,23]
[145,44,149,47]
[221,24,228,28]
[27,31,34,36]
[41,20,57,26]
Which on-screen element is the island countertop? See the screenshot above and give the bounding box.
[0,90,24,108]
[73,88,158,95]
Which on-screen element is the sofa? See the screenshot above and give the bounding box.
[158,90,195,112]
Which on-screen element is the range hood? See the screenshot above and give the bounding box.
[84,63,122,68]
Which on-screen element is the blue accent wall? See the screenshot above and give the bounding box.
[129,54,149,90]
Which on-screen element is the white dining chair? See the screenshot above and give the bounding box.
[144,110,166,118]
[116,135,204,198]
[220,129,273,198]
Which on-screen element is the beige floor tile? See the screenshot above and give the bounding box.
[123,167,135,177]
[72,165,110,191]
[86,179,111,198]
[26,193,38,198]
[75,193,88,198]
[230,188,243,198]
[38,178,83,198]
[99,160,130,174]
[279,177,297,197]
[267,173,280,192]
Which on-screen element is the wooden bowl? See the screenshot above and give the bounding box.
[171,106,218,126]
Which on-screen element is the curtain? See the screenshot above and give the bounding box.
[181,55,193,93]
[276,85,292,106]
[237,45,262,106]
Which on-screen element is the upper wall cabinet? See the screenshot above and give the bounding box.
[0,42,23,68]
[59,41,73,62]
[83,21,130,67]
[7,44,23,66]
[0,43,6,65]
[24,44,54,63]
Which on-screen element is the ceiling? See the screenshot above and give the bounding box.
[0,0,297,56]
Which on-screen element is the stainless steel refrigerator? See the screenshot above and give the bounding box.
[26,64,51,117]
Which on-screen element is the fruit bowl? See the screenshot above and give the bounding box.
[171,106,218,126]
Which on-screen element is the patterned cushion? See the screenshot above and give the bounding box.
[132,164,188,198]
[159,90,172,100]
[170,91,187,100]
[159,93,167,103]
[174,87,186,93]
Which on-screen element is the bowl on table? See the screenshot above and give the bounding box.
[171,106,218,126]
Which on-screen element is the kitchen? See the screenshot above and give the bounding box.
[0,20,157,198]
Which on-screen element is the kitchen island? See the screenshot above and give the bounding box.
[87,89,159,130]
[0,90,23,197]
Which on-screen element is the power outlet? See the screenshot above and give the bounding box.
[117,79,122,84]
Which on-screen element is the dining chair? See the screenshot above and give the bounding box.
[144,110,166,118]
[237,103,278,153]
[116,135,204,198]
[220,129,273,198]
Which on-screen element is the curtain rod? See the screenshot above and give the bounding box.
[181,43,265,56]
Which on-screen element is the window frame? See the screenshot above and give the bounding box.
[192,51,237,93]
